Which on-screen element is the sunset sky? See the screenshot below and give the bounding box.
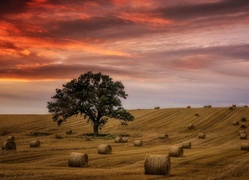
[1,0,249,114]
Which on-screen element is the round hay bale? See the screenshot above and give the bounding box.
[188,124,195,129]
[30,140,40,147]
[134,140,143,147]
[7,136,15,142]
[240,133,247,139]
[2,141,16,150]
[239,130,245,135]
[241,143,249,150]
[114,136,122,143]
[0,131,7,136]
[154,106,160,109]
[182,141,191,149]
[240,123,247,129]
[144,155,171,175]
[241,117,247,122]
[98,144,112,154]
[169,146,183,157]
[121,121,128,125]
[198,133,206,139]
[55,133,62,139]
[229,106,234,110]
[232,120,239,125]
[195,113,199,116]
[66,129,72,134]
[121,137,128,143]
[85,136,91,141]
[68,152,88,167]
[187,106,191,108]
[158,134,168,139]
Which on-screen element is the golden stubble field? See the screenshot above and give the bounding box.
[1,107,249,180]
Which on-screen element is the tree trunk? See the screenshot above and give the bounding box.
[93,121,99,136]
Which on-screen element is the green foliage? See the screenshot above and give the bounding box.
[47,71,134,135]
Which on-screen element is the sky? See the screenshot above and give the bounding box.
[0,0,249,114]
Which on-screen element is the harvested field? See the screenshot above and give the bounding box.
[1,107,249,179]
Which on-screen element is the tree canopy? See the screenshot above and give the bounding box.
[47,71,134,135]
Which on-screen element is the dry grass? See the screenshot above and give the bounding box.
[1,107,249,179]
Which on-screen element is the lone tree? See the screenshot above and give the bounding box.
[47,71,134,135]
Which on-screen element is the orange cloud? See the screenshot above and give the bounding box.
[20,49,31,56]
[64,39,132,57]
[1,34,131,59]
[0,49,19,57]
[0,22,21,36]
[112,0,155,8]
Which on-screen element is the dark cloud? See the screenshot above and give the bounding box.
[0,64,83,79]
[23,16,152,42]
[2,0,248,43]
[0,0,33,15]
[0,0,112,16]
[47,0,87,4]
[130,43,249,75]
[157,0,249,21]
[47,0,112,5]
[0,40,18,50]
[0,52,55,69]
[0,58,20,69]
[227,44,249,60]
[41,16,134,39]
[0,62,155,81]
